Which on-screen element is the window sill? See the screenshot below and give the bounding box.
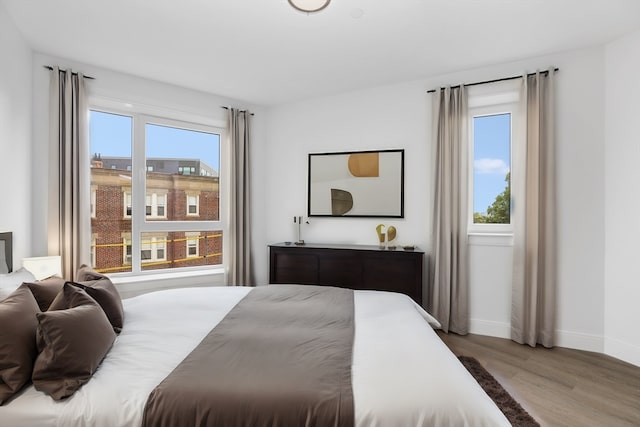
[110,267,225,298]
[468,233,513,247]
[110,266,224,284]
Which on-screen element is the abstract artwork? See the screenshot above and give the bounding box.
[308,149,404,217]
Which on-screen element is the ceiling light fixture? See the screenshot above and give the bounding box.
[288,0,331,13]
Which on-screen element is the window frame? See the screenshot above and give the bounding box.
[185,232,200,258]
[467,83,521,236]
[123,237,132,265]
[140,234,167,263]
[145,191,168,219]
[90,101,227,278]
[124,192,133,218]
[186,193,200,217]
[125,191,167,219]
[91,236,97,268]
[91,187,97,218]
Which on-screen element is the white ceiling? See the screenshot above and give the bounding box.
[3,0,640,106]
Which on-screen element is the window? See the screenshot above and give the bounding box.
[126,192,166,219]
[124,192,133,217]
[91,237,97,268]
[90,108,224,275]
[156,194,166,217]
[467,85,520,234]
[123,234,167,265]
[91,188,96,218]
[187,194,199,216]
[186,232,200,258]
[146,192,167,219]
[472,113,511,225]
[123,237,132,264]
[179,166,196,175]
[141,234,167,263]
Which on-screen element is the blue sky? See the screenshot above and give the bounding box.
[473,113,510,213]
[89,111,220,170]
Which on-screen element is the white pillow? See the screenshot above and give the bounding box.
[0,268,37,300]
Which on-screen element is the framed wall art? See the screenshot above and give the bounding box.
[308,149,404,218]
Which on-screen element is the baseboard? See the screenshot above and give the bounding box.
[605,337,640,367]
[555,329,604,353]
[469,319,511,339]
[469,319,604,353]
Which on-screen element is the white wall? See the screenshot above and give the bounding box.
[29,53,268,287]
[0,3,32,269]
[265,80,430,248]
[264,46,607,353]
[604,29,640,366]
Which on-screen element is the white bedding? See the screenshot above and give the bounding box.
[0,286,509,427]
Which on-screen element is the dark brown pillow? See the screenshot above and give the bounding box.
[67,279,124,333]
[24,277,66,312]
[76,264,108,281]
[74,264,124,333]
[32,284,116,401]
[74,265,124,333]
[0,285,40,405]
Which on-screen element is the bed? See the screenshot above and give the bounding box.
[0,284,510,427]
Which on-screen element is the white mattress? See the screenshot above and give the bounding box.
[0,286,509,427]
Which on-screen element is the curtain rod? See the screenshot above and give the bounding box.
[426,67,559,94]
[221,106,255,116]
[44,65,95,80]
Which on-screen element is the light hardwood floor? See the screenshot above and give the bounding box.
[437,332,640,427]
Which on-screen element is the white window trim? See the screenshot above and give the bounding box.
[186,193,200,217]
[145,191,168,219]
[91,101,227,278]
[186,232,200,258]
[91,236,97,268]
[467,82,522,236]
[124,235,167,264]
[123,236,132,265]
[141,235,167,263]
[155,193,166,219]
[91,187,97,218]
[124,192,133,218]
[128,191,168,219]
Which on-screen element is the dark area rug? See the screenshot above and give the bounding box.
[459,356,540,427]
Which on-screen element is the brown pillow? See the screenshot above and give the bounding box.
[25,277,66,311]
[68,279,124,333]
[32,284,116,401]
[76,264,108,281]
[74,265,124,333]
[0,285,40,405]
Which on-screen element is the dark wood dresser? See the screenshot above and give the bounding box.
[269,242,424,304]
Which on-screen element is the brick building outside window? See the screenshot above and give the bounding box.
[90,157,222,273]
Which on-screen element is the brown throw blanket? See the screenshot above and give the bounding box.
[142,285,355,427]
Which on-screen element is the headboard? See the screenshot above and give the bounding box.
[0,232,13,273]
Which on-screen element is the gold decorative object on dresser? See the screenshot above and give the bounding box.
[269,242,424,304]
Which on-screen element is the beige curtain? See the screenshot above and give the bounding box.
[429,86,469,334]
[511,69,556,348]
[227,108,254,286]
[48,67,91,280]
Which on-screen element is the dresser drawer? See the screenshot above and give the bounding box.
[270,251,318,284]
